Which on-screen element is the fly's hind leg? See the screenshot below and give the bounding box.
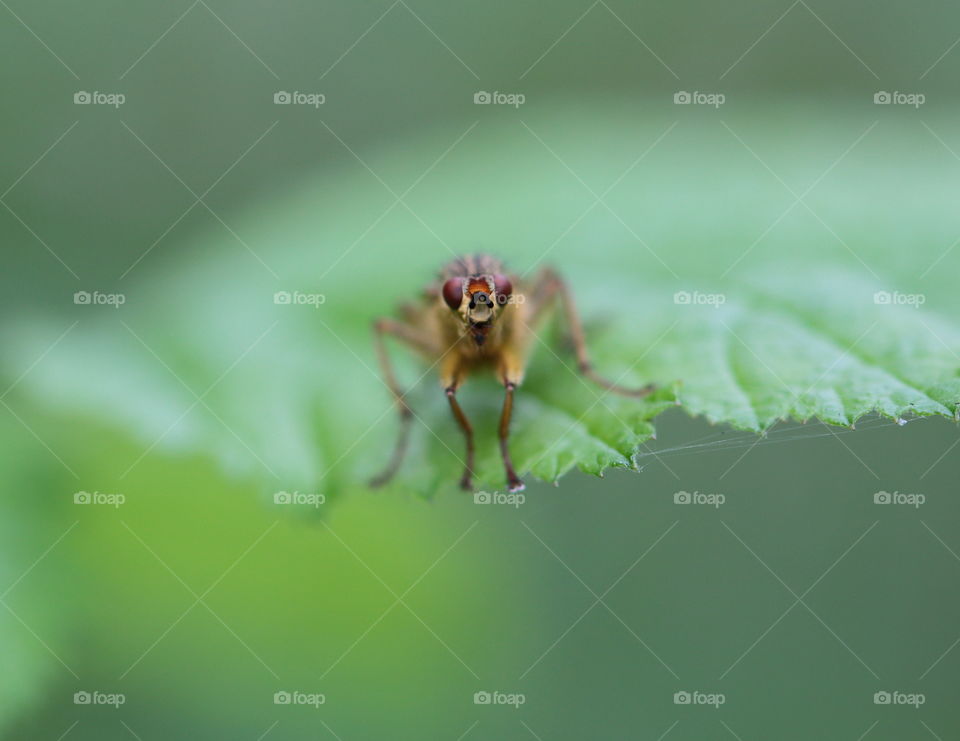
[368,318,437,488]
[527,268,656,398]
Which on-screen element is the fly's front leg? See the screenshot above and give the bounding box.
[528,268,655,398]
[497,351,526,492]
[498,382,524,492]
[368,318,436,488]
[440,354,474,491]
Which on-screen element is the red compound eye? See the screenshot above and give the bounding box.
[493,274,513,305]
[442,277,465,310]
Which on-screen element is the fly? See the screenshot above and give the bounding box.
[369,254,655,493]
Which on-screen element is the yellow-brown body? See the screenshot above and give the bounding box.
[410,255,534,391]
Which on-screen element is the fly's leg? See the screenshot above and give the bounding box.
[528,268,655,398]
[445,384,475,491]
[498,381,524,492]
[494,347,526,492]
[368,318,436,488]
[439,353,475,491]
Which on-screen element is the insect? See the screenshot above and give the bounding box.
[369,254,655,493]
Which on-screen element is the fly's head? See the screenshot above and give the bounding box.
[441,273,514,347]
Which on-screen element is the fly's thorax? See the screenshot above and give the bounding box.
[439,254,505,280]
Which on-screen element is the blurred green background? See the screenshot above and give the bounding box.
[3,0,960,738]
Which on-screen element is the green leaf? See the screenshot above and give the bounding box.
[5,102,960,498]
[0,411,75,729]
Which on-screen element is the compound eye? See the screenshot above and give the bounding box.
[442,277,465,310]
[493,274,513,305]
